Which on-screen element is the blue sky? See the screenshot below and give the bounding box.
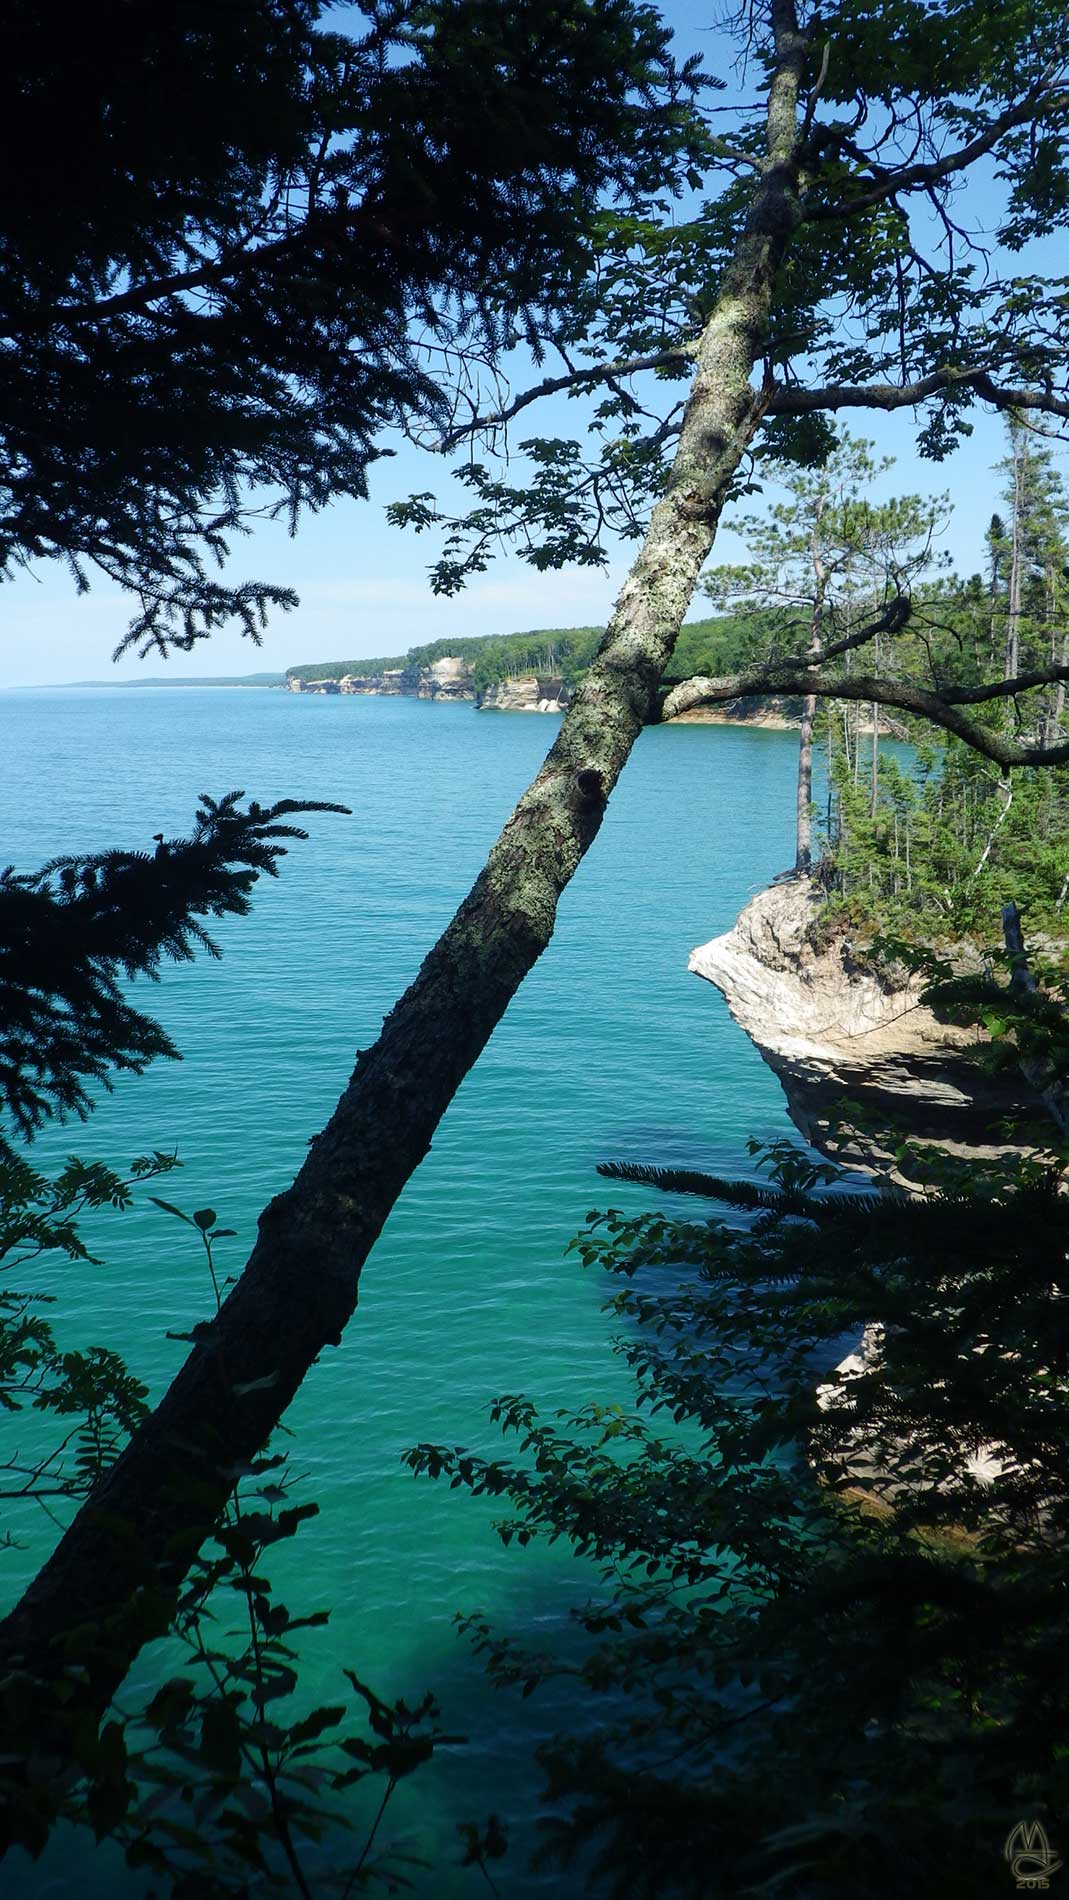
[0,403,1028,690]
[2,1,1062,689]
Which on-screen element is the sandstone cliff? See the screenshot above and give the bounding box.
[289,658,477,699]
[285,660,574,707]
[336,668,408,694]
[689,879,1045,1179]
[477,675,571,713]
[413,656,475,700]
[287,675,340,693]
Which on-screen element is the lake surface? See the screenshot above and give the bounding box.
[1,687,801,1896]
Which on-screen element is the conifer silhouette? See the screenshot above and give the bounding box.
[0,792,347,1149]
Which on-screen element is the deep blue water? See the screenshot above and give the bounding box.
[1,687,801,1896]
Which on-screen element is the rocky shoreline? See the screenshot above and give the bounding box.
[286,662,913,736]
[285,660,842,724]
[285,656,572,711]
[286,656,917,730]
[689,878,1047,1183]
[671,700,906,736]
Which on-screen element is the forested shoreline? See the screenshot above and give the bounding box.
[285,611,788,692]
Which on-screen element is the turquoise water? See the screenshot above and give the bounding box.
[1,688,800,1896]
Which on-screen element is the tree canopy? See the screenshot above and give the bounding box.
[395,0,1069,596]
[0,0,704,656]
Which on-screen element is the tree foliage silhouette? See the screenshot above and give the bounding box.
[411,1113,1069,1896]
[0,793,348,1154]
[1,0,704,655]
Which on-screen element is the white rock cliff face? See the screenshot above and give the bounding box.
[415,656,474,700]
[285,662,571,708]
[690,880,1042,1176]
[477,675,572,712]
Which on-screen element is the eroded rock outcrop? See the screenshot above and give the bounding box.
[690,879,1044,1178]
[415,656,475,700]
[286,675,339,694]
[477,675,572,712]
[338,668,407,695]
[289,659,477,699]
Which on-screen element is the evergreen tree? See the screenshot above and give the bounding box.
[987,423,1069,712]
[700,438,945,870]
[1,0,704,656]
[0,793,347,1155]
[810,439,1069,937]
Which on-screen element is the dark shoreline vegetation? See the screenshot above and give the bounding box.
[4,0,1069,1892]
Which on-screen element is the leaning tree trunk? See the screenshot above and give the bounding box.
[0,2,811,1760]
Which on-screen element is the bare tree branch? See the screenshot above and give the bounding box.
[767,369,1069,423]
[807,81,1069,224]
[937,666,1069,706]
[780,594,912,668]
[438,344,697,450]
[441,357,1069,463]
[662,668,1069,767]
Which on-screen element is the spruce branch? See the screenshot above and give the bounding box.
[0,794,349,1145]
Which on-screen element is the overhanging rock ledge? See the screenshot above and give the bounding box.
[689,879,1043,1180]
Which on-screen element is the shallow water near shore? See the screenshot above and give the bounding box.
[1,685,801,1897]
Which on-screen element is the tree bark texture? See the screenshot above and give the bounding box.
[1005,429,1024,681]
[1002,900,1038,998]
[663,667,1069,769]
[0,2,811,1733]
[795,692,817,871]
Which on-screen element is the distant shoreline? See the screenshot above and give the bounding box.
[1,680,806,731]
[3,676,283,691]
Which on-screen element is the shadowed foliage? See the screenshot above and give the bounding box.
[0,792,348,1149]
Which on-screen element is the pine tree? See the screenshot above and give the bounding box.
[0,793,347,1155]
[412,1106,1069,1895]
[701,439,944,871]
[1,0,704,656]
[988,423,1069,720]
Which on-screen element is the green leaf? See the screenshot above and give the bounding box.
[287,1706,345,1747]
[148,1197,193,1226]
[198,1698,242,1778]
[144,1677,196,1732]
